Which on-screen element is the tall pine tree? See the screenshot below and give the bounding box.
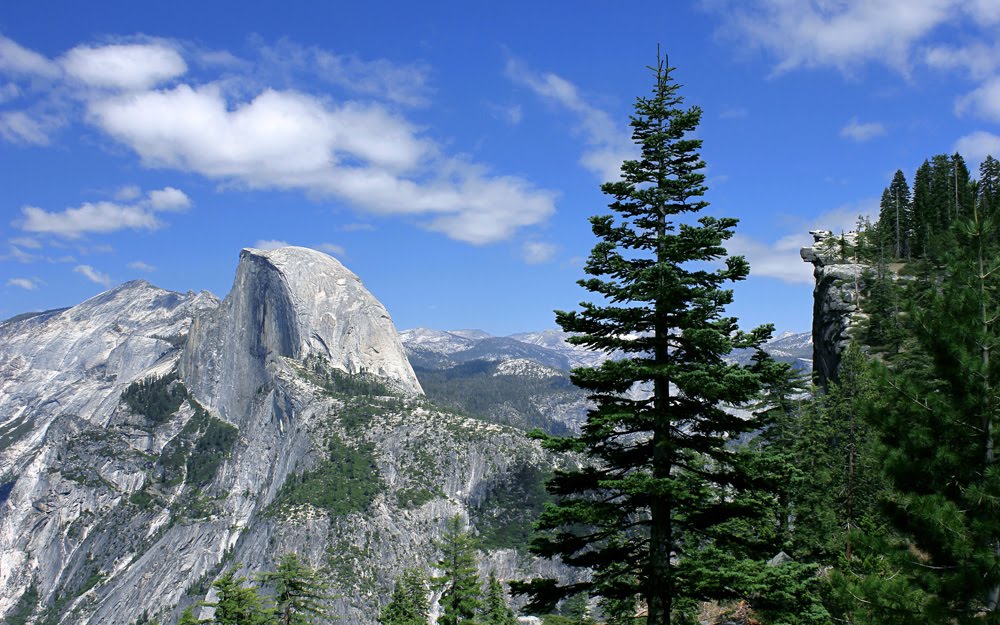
[435,515,482,625]
[516,52,776,625]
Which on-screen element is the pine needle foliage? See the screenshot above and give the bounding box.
[847,202,1000,623]
[256,553,333,625]
[515,52,777,625]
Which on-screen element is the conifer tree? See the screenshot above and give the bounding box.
[380,569,429,625]
[256,553,332,625]
[480,574,517,625]
[435,515,481,625]
[516,52,776,625]
[208,569,274,625]
[178,607,202,625]
[980,155,1000,221]
[910,159,933,258]
[850,201,1000,621]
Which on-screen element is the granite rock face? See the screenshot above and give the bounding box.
[800,230,868,387]
[0,248,551,625]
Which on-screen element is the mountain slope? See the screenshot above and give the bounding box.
[0,248,553,625]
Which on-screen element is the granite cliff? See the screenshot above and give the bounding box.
[0,247,552,625]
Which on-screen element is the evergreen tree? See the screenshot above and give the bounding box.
[208,569,274,625]
[910,159,933,258]
[435,515,482,625]
[480,574,517,625]
[515,53,777,625]
[256,553,332,625]
[876,170,912,259]
[980,155,1000,222]
[179,607,202,625]
[953,152,974,219]
[849,202,1000,622]
[380,569,429,625]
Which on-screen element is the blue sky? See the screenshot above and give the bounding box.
[3,1,1000,335]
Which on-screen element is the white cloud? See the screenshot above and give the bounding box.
[114,185,142,200]
[61,43,187,90]
[707,0,956,75]
[0,34,555,245]
[925,42,1000,80]
[956,76,1000,122]
[314,242,346,256]
[966,0,1000,23]
[9,237,42,249]
[16,186,192,238]
[487,102,524,125]
[86,83,555,244]
[954,131,1000,166]
[0,111,61,145]
[258,41,432,106]
[127,260,156,272]
[840,117,886,142]
[0,82,21,103]
[73,264,113,287]
[506,58,634,182]
[147,187,191,211]
[719,107,749,119]
[0,36,61,77]
[728,199,877,284]
[6,277,38,290]
[521,241,557,264]
[21,201,159,238]
[253,239,289,251]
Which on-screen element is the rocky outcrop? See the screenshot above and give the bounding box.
[0,247,549,625]
[800,230,868,387]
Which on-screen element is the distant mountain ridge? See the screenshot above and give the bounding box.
[399,327,813,435]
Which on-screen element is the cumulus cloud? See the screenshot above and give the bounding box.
[16,186,192,238]
[253,239,289,251]
[521,241,557,264]
[506,58,634,182]
[73,264,113,286]
[147,186,191,211]
[6,277,38,290]
[127,260,156,272]
[840,117,886,142]
[0,36,61,77]
[0,34,556,245]
[956,76,1000,122]
[954,131,1000,167]
[61,43,187,90]
[314,242,346,256]
[86,83,555,244]
[728,198,877,284]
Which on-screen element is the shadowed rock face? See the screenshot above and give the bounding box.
[182,246,421,422]
[801,230,868,387]
[0,247,553,625]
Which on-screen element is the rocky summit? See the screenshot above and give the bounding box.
[0,247,553,625]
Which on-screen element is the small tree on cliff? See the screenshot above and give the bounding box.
[435,515,482,625]
[516,52,776,625]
